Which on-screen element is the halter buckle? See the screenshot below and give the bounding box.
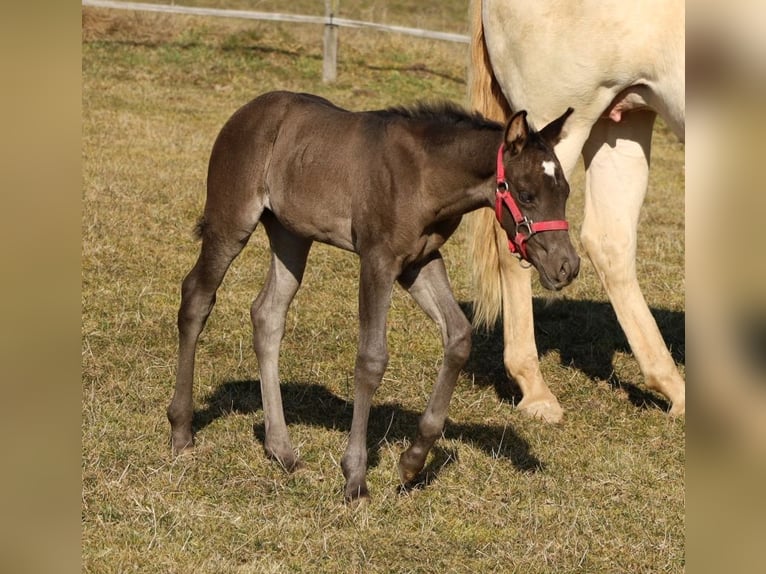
[515,217,533,239]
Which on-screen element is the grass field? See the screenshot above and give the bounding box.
[82,3,685,572]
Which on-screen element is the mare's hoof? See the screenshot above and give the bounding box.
[669,400,685,417]
[517,396,564,424]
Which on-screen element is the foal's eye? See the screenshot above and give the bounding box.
[518,190,534,204]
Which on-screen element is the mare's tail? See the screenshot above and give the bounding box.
[466,0,512,328]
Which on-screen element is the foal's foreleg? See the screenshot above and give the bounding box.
[341,256,396,502]
[396,253,472,484]
[251,213,312,471]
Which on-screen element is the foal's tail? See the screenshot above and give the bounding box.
[466,0,512,328]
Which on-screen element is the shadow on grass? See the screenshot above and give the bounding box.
[189,298,683,489]
[193,379,543,486]
[462,297,685,411]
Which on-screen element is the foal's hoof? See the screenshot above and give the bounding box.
[266,450,302,473]
[170,433,195,457]
[398,466,419,485]
[397,453,424,486]
[346,493,371,509]
[172,444,195,458]
[277,458,304,473]
[517,396,564,424]
[344,482,370,504]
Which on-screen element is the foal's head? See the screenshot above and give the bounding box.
[495,108,579,290]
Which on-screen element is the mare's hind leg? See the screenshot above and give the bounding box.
[251,212,312,471]
[396,253,472,484]
[169,217,259,454]
[581,111,684,414]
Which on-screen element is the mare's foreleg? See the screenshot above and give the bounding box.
[496,238,564,423]
[169,217,259,454]
[341,255,397,502]
[397,253,472,484]
[251,213,312,471]
[495,123,590,424]
[581,111,684,414]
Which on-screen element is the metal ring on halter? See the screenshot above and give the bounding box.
[515,218,533,238]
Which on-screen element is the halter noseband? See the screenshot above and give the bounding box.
[494,144,569,260]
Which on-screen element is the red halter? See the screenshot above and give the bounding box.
[494,144,569,260]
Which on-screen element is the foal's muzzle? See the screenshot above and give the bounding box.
[528,233,580,291]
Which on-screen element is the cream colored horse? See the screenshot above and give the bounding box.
[468,0,685,421]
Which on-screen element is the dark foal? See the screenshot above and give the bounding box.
[168,91,578,501]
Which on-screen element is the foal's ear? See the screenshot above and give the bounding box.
[505,110,529,156]
[539,107,574,147]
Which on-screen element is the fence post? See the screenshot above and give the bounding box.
[322,0,338,83]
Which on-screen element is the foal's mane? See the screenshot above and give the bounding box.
[376,101,500,131]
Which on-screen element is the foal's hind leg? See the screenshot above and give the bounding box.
[251,213,312,471]
[169,219,258,454]
[396,253,472,484]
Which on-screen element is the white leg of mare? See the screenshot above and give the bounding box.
[581,110,684,414]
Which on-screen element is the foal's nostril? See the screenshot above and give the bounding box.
[559,259,571,279]
[559,256,580,282]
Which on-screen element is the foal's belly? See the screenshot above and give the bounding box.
[264,166,357,251]
[268,199,356,252]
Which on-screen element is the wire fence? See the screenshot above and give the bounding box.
[81,0,470,82]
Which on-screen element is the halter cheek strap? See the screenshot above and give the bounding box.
[495,144,569,260]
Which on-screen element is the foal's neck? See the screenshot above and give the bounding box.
[427,126,502,219]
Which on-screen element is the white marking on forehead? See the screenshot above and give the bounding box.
[541,160,556,180]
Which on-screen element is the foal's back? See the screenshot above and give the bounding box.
[207,91,421,253]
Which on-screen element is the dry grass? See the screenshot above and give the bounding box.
[82,3,684,572]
